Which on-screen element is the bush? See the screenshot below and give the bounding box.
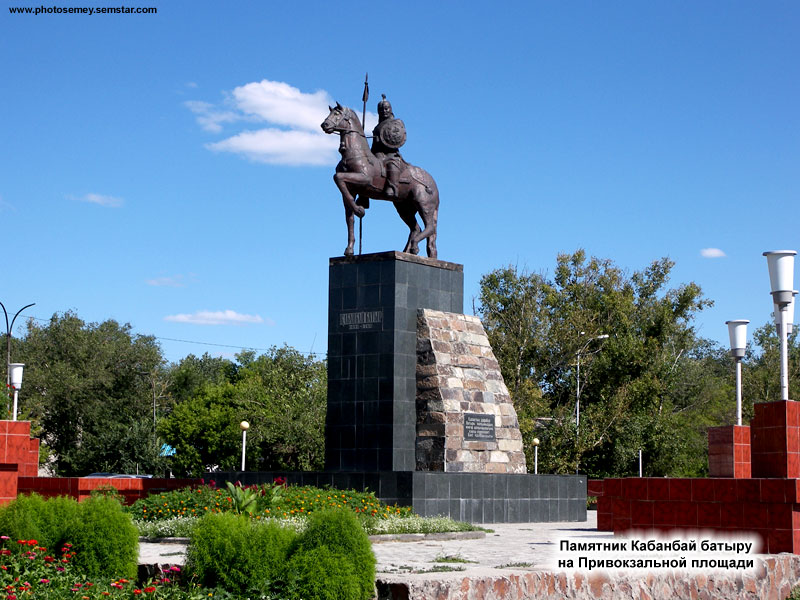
[0,493,80,550]
[0,492,49,543]
[286,546,360,600]
[289,509,376,600]
[187,512,296,595]
[65,495,139,580]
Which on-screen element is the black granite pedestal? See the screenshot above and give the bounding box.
[325,251,463,472]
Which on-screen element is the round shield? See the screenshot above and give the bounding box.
[378,118,407,149]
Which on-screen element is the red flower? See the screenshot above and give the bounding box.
[133,589,142,595]
[144,586,156,593]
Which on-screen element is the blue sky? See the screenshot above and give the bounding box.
[2,1,799,363]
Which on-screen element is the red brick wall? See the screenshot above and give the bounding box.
[18,476,200,505]
[598,477,800,554]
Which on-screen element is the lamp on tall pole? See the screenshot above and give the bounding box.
[9,363,24,421]
[1,302,35,417]
[240,421,250,471]
[576,333,610,431]
[725,320,749,426]
[763,250,797,401]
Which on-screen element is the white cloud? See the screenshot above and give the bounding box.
[164,309,267,326]
[187,79,377,166]
[231,80,332,131]
[208,128,339,166]
[185,100,244,133]
[700,248,726,258]
[75,193,124,208]
[146,275,187,288]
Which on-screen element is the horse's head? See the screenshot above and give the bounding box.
[321,102,361,135]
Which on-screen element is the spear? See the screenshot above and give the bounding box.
[361,72,369,129]
[359,73,369,255]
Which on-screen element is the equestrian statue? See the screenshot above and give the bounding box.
[321,94,439,259]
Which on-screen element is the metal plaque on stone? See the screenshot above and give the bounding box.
[463,413,496,441]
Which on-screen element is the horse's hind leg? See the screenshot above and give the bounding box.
[394,203,421,255]
[412,190,439,259]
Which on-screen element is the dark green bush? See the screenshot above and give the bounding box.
[286,546,360,600]
[0,492,49,543]
[65,495,139,580]
[289,509,376,600]
[0,493,80,550]
[187,512,296,595]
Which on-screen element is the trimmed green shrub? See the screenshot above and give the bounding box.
[65,495,139,580]
[0,493,80,550]
[289,509,376,600]
[286,546,360,600]
[187,512,296,595]
[0,492,49,543]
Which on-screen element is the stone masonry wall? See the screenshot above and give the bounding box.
[415,309,526,474]
[377,556,800,600]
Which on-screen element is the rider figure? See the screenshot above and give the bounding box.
[371,94,406,198]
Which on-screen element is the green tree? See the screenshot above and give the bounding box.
[159,346,326,476]
[16,311,167,476]
[167,352,238,405]
[478,250,724,477]
[742,322,800,414]
[158,382,241,476]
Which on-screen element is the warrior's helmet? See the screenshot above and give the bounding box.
[377,94,394,120]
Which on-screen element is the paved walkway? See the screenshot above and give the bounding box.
[372,513,601,576]
[139,513,606,576]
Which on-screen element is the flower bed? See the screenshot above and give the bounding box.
[127,481,412,523]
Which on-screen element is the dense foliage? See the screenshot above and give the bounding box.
[5,311,325,477]
[477,250,783,478]
[158,347,327,476]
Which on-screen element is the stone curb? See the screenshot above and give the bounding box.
[369,531,486,543]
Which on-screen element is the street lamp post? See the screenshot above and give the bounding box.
[9,363,24,421]
[725,320,749,426]
[576,333,610,431]
[240,421,250,471]
[764,251,797,401]
[1,302,35,395]
[532,437,540,475]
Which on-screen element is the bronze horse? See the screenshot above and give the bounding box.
[321,104,439,258]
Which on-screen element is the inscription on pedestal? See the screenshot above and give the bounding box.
[464,413,496,441]
[337,310,384,331]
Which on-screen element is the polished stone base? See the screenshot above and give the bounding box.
[214,471,587,523]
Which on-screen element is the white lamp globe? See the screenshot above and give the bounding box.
[764,250,797,305]
[9,363,24,390]
[725,321,749,359]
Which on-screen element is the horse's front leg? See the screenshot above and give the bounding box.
[334,172,366,217]
[343,201,356,256]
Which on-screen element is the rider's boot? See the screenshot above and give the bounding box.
[384,163,399,197]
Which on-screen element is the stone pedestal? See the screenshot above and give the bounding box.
[325,252,463,472]
[708,425,750,478]
[751,400,800,478]
[416,309,526,473]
